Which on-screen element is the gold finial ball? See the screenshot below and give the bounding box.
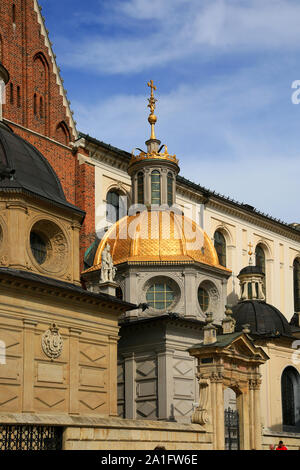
[148,114,157,125]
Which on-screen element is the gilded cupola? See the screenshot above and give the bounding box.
[128,81,180,208]
[84,81,231,276]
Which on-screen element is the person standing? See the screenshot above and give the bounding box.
[276,440,288,450]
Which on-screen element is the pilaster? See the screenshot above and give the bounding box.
[22,319,37,413]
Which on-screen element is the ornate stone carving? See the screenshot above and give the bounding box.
[0,255,9,266]
[192,377,210,425]
[210,370,224,382]
[248,377,262,390]
[100,244,116,282]
[42,323,63,360]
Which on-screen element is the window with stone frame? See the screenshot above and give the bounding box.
[151,170,161,205]
[294,258,300,312]
[214,230,226,267]
[106,189,126,223]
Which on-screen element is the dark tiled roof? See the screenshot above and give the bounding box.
[239,265,264,276]
[0,123,84,217]
[232,300,293,338]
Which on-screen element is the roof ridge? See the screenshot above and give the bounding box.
[34,0,78,140]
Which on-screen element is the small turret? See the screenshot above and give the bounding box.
[128,81,179,208]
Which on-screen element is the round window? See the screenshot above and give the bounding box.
[30,231,47,265]
[198,287,209,312]
[146,282,175,310]
[29,220,68,274]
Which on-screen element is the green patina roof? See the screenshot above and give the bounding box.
[189,332,244,350]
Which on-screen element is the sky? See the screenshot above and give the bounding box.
[39,0,300,224]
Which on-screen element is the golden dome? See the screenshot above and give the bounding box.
[86,211,230,272]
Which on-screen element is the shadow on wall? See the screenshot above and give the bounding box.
[227,291,239,307]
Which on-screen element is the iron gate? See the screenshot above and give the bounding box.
[224,408,240,450]
[0,424,63,450]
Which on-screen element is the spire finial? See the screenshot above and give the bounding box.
[147,80,157,140]
[248,242,253,265]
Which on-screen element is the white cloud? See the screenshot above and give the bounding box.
[60,0,300,75]
[73,63,300,222]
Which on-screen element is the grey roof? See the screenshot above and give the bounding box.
[0,122,84,217]
[239,265,265,276]
[232,300,293,338]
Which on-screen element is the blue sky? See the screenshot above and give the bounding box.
[39,0,300,223]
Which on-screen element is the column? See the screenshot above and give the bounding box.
[238,388,250,450]
[253,382,262,450]
[161,169,167,205]
[22,319,37,413]
[69,327,81,415]
[124,352,136,419]
[248,380,255,448]
[145,169,151,206]
[215,381,225,450]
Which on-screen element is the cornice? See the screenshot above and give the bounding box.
[0,272,135,312]
[207,199,300,242]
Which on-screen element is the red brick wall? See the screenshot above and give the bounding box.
[0,0,95,269]
[75,158,96,267]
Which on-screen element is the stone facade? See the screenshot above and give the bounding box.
[118,317,203,423]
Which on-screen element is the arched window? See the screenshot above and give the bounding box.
[12,4,16,24]
[151,170,161,205]
[281,367,300,429]
[294,259,300,312]
[137,172,144,204]
[55,121,71,146]
[39,97,43,118]
[33,93,37,115]
[256,244,266,296]
[10,83,14,104]
[106,190,126,223]
[167,172,173,206]
[255,245,265,272]
[17,86,21,108]
[214,231,226,267]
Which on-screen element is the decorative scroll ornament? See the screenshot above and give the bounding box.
[42,323,63,360]
[192,375,210,425]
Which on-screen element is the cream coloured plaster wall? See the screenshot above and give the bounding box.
[259,342,300,433]
[91,156,300,322]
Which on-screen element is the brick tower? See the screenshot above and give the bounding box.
[0,0,95,267]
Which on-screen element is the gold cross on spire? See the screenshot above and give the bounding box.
[147,80,158,139]
[148,79,157,97]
